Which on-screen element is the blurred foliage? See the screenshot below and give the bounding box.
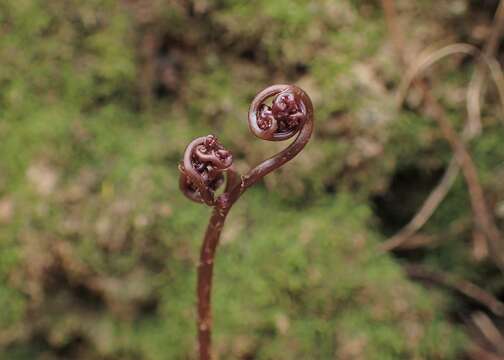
[1,0,503,359]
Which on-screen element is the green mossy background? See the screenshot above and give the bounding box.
[1,0,503,358]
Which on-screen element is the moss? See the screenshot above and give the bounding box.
[5,0,502,358]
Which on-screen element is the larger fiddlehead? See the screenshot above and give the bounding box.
[244,84,314,188]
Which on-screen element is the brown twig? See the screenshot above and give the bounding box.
[380,158,459,252]
[405,264,504,317]
[179,85,314,360]
[468,344,504,360]
[380,2,471,253]
[381,42,504,252]
[468,0,504,135]
[380,0,406,66]
[465,0,504,260]
[421,84,504,271]
[124,0,161,111]
[379,1,504,261]
[471,311,504,355]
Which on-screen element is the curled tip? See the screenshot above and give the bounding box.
[248,84,313,141]
[179,135,233,205]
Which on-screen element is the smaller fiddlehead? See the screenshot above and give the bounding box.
[179,135,233,206]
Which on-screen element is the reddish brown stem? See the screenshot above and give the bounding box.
[180,84,314,360]
[197,201,231,360]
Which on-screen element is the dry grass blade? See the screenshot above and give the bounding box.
[381,42,504,252]
[471,312,504,355]
[396,43,476,109]
[396,43,504,132]
[481,56,504,126]
[379,158,459,252]
[405,265,504,317]
[468,344,504,360]
[381,44,475,252]
[469,0,504,131]
[422,85,504,271]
